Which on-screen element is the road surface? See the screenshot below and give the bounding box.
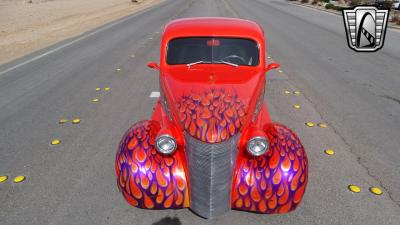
[0,0,399,224]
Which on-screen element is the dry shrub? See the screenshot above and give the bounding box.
[392,15,400,23]
[311,0,319,5]
[349,0,361,6]
[325,3,334,9]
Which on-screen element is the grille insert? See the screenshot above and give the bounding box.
[185,134,239,218]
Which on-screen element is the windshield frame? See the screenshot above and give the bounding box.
[165,37,261,67]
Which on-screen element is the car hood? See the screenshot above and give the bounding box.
[161,65,264,143]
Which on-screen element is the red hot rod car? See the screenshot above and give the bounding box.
[115,17,308,218]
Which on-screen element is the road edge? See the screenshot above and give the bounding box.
[287,1,400,30]
[0,0,166,72]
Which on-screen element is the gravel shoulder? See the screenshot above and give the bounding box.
[0,0,162,65]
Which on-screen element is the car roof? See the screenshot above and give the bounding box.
[162,17,264,42]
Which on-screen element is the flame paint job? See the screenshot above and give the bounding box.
[231,123,308,213]
[115,120,190,209]
[160,67,265,137]
[177,89,247,143]
[115,17,308,217]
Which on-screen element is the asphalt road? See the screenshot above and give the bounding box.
[1,0,399,224]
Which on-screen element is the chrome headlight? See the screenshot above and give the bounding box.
[155,135,177,154]
[247,136,269,156]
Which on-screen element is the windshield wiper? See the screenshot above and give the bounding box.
[215,60,239,67]
[187,61,211,68]
[186,60,238,68]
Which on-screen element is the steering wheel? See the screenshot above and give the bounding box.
[221,55,246,64]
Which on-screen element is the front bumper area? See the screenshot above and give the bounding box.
[115,120,308,218]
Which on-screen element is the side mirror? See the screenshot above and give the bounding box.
[265,62,280,73]
[147,62,160,70]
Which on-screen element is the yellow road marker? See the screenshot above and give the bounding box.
[116,68,121,72]
[318,123,328,128]
[324,149,335,155]
[72,118,81,124]
[284,90,291,94]
[305,122,315,127]
[369,187,383,195]
[104,87,111,91]
[348,185,361,193]
[293,104,301,109]
[13,176,25,183]
[95,87,101,91]
[59,119,69,124]
[293,91,301,95]
[278,70,283,73]
[92,98,99,103]
[0,175,8,183]
[51,139,61,145]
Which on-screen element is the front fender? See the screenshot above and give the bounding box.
[115,120,190,209]
[231,123,308,213]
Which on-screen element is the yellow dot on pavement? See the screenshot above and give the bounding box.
[95,87,101,91]
[284,90,291,94]
[369,187,383,195]
[0,175,8,183]
[294,91,301,95]
[306,122,315,127]
[59,119,69,124]
[318,123,328,128]
[116,68,121,72]
[104,87,110,91]
[51,139,61,145]
[92,98,99,102]
[348,185,361,193]
[293,104,301,109]
[13,176,25,183]
[324,149,335,155]
[72,118,81,124]
[278,70,283,73]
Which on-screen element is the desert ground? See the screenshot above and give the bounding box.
[0,0,162,64]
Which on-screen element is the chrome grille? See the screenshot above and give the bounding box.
[185,133,239,218]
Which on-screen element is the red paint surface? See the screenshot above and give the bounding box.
[115,17,308,215]
[116,120,190,209]
[231,123,308,213]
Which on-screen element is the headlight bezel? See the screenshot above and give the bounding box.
[246,136,269,156]
[155,134,177,155]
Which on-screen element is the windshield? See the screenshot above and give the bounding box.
[166,37,259,66]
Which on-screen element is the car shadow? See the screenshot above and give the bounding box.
[151,216,182,225]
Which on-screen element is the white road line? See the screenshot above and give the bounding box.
[149,92,160,98]
[0,3,160,76]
